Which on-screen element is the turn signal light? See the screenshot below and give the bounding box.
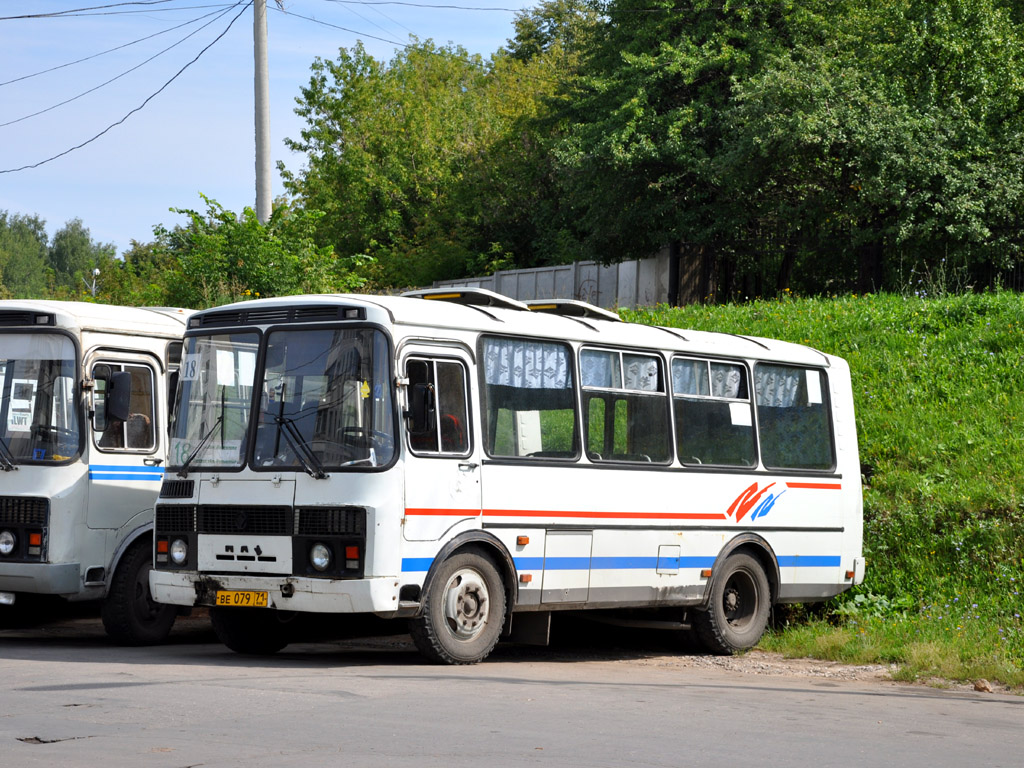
[520,574,533,584]
[29,533,42,547]
[700,569,712,578]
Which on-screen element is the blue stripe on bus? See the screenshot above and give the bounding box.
[89,465,164,481]
[402,555,839,573]
[90,468,163,475]
[777,555,842,567]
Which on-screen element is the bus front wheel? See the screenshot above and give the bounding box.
[210,607,291,655]
[409,551,506,665]
[102,539,177,645]
[694,552,771,655]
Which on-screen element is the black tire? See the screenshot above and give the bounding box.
[693,552,771,655]
[409,550,506,665]
[210,607,291,655]
[101,539,177,645]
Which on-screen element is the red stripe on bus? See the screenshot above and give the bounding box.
[786,482,842,490]
[484,509,728,521]
[405,508,481,517]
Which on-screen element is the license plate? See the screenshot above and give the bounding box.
[215,590,268,608]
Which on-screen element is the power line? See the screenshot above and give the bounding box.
[274,6,405,47]
[0,7,237,125]
[0,7,229,87]
[1,3,239,20]
[322,0,520,11]
[0,1,252,174]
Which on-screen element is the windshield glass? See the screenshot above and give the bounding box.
[0,333,79,463]
[252,328,395,470]
[169,332,259,469]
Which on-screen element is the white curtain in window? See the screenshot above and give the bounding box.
[484,338,570,389]
[623,354,660,392]
[710,363,743,399]
[580,349,618,388]
[672,359,709,396]
[754,365,801,407]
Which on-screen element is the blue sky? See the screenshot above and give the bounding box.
[0,0,534,254]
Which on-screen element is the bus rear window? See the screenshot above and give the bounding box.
[754,364,835,470]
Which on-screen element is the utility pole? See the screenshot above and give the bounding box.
[254,0,271,223]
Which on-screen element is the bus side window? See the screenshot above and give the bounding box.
[481,337,578,460]
[406,358,470,456]
[95,363,155,452]
[754,364,835,470]
[672,357,756,467]
[582,348,671,463]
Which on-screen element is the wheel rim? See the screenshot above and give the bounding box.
[442,567,490,641]
[722,568,759,631]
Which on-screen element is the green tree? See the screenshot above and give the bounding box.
[48,218,115,292]
[0,211,49,298]
[281,36,584,287]
[152,195,367,309]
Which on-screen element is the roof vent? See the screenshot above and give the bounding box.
[524,300,621,322]
[402,288,530,311]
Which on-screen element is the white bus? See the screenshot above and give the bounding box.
[0,301,192,643]
[150,289,864,663]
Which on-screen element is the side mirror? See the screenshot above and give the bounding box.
[408,382,435,435]
[93,366,132,431]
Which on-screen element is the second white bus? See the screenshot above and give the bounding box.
[150,289,864,663]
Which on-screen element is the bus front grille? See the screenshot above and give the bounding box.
[0,497,49,525]
[197,505,293,535]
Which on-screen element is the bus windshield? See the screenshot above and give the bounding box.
[0,333,79,463]
[170,327,395,472]
[252,328,395,471]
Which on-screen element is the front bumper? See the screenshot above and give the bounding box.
[0,562,81,596]
[150,570,404,616]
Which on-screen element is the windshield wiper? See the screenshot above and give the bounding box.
[176,415,223,479]
[274,415,328,479]
[0,435,16,472]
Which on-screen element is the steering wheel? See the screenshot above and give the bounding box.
[340,426,394,458]
[32,424,77,440]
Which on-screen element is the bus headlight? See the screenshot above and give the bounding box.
[309,543,332,572]
[169,539,188,566]
[0,531,15,556]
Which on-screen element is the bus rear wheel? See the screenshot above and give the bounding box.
[694,552,770,655]
[210,607,291,655]
[409,551,506,665]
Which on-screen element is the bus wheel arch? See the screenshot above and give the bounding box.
[694,537,778,655]
[410,534,514,664]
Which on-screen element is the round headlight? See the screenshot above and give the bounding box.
[169,538,188,566]
[309,542,332,572]
[0,530,15,556]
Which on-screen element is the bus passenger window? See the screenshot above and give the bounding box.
[481,337,578,459]
[582,348,670,463]
[406,358,470,456]
[754,364,835,470]
[672,358,756,467]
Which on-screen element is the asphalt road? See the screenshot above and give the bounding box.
[1,606,1021,768]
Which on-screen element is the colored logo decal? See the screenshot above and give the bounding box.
[726,482,786,523]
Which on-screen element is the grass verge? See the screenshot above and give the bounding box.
[624,291,1024,691]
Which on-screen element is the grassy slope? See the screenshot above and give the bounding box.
[623,292,1024,688]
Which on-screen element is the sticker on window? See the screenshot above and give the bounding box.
[180,354,201,381]
[730,402,752,426]
[806,370,823,404]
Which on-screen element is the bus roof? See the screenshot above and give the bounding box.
[0,300,193,337]
[189,293,833,367]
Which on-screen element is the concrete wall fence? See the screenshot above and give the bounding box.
[434,247,675,310]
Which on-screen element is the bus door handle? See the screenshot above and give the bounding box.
[144,458,163,466]
[458,462,478,472]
